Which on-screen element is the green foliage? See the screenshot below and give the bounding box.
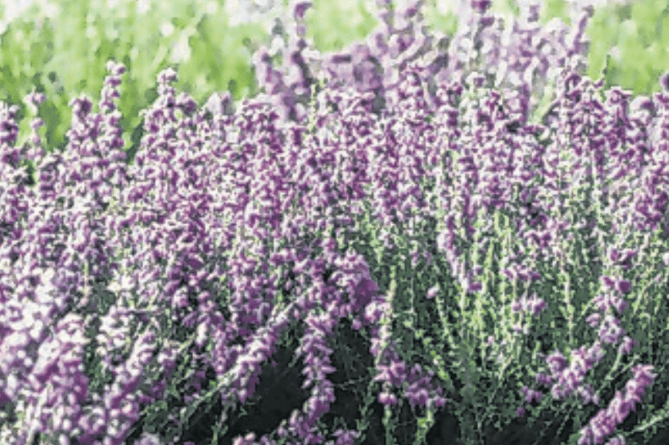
[304,0,379,52]
[586,0,669,95]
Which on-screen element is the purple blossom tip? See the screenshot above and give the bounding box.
[617,279,631,294]
[293,1,313,20]
[157,67,178,85]
[471,0,492,14]
[660,72,669,91]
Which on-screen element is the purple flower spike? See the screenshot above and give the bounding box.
[586,312,601,328]
[632,365,655,387]
[610,296,628,315]
[471,0,492,13]
[660,72,669,91]
[609,249,620,262]
[24,90,46,110]
[618,336,637,355]
[530,297,547,316]
[105,59,125,76]
[600,275,615,290]
[157,67,178,85]
[378,391,398,406]
[293,0,313,20]
[469,281,483,292]
[617,279,631,294]
[546,351,568,374]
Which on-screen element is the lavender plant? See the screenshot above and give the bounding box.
[249,0,595,129]
[0,1,668,445]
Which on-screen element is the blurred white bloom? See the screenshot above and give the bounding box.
[136,432,163,445]
[170,32,192,63]
[225,0,284,27]
[205,0,218,15]
[662,252,669,266]
[435,0,463,14]
[0,0,60,34]
[160,21,175,37]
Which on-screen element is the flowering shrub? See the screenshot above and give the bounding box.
[250,0,594,128]
[0,1,668,445]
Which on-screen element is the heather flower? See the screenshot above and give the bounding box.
[546,351,568,374]
[576,366,655,445]
[521,385,542,403]
[598,314,625,344]
[660,72,669,91]
[135,432,163,445]
[426,284,439,299]
[1,0,667,442]
[378,390,398,406]
[586,312,601,328]
[292,0,312,20]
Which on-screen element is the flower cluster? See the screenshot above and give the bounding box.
[252,0,594,129]
[577,365,656,445]
[508,60,666,441]
[0,0,665,444]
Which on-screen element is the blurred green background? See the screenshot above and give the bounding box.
[0,0,666,162]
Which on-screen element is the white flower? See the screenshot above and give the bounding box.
[136,432,163,445]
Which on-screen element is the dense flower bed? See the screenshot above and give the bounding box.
[1,1,668,445]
